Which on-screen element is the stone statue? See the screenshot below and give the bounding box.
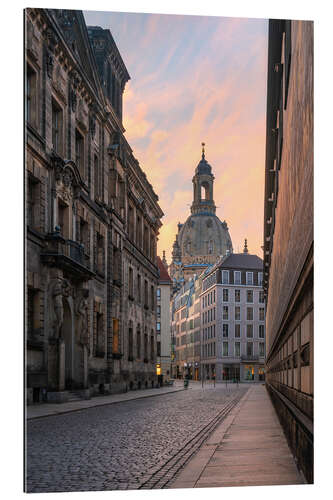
[50,278,64,339]
[76,289,89,349]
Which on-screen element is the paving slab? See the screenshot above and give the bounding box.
[171,384,305,489]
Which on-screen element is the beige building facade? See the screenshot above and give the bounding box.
[25,8,163,403]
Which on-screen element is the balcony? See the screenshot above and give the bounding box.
[41,231,94,280]
[240,354,259,362]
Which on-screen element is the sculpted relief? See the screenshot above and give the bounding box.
[49,278,72,339]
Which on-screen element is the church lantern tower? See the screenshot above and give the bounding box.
[191,143,216,216]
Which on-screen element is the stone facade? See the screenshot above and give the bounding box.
[25,8,163,404]
[263,20,313,483]
[169,144,233,289]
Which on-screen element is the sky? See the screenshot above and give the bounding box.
[84,10,268,263]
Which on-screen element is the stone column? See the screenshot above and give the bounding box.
[47,338,68,403]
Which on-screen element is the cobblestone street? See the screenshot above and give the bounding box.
[26,384,248,492]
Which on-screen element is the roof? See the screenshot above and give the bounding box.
[157,256,172,284]
[221,253,263,270]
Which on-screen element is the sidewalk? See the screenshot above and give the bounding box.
[27,382,184,420]
[171,384,305,488]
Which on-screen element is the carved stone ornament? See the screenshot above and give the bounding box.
[49,278,71,339]
[75,289,89,349]
[46,51,54,78]
[89,114,96,139]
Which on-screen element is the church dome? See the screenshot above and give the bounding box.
[178,213,233,260]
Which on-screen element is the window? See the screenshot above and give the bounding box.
[223,324,229,338]
[111,317,118,356]
[235,289,240,302]
[247,307,253,321]
[137,326,141,359]
[258,272,263,286]
[128,325,133,360]
[246,272,253,285]
[223,306,228,320]
[246,324,253,338]
[52,99,63,154]
[223,289,229,302]
[259,342,265,357]
[94,154,99,199]
[259,291,264,303]
[27,176,39,230]
[26,65,36,126]
[246,290,253,303]
[235,306,240,321]
[259,324,265,338]
[128,267,133,298]
[234,271,241,285]
[136,216,142,247]
[223,342,228,356]
[259,307,265,321]
[96,233,104,275]
[144,331,148,360]
[128,205,135,241]
[137,274,141,303]
[157,340,161,357]
[144,280,148,307]
[150,334,155,361]
[157,305,161,317]
[247,342,253,357]
[235,324,241,338]
[75,129,84,174]
[156,322,161,332]
[235,342,240,357]
[151,285,154,311]
[222,270,229,284]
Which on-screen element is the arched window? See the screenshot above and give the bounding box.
[200,182,209,201]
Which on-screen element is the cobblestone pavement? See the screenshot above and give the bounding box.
[26,384,248,492]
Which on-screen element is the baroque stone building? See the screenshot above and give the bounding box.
[263,20,313,482]
[169,144,233,289]
[25,8,163,404]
